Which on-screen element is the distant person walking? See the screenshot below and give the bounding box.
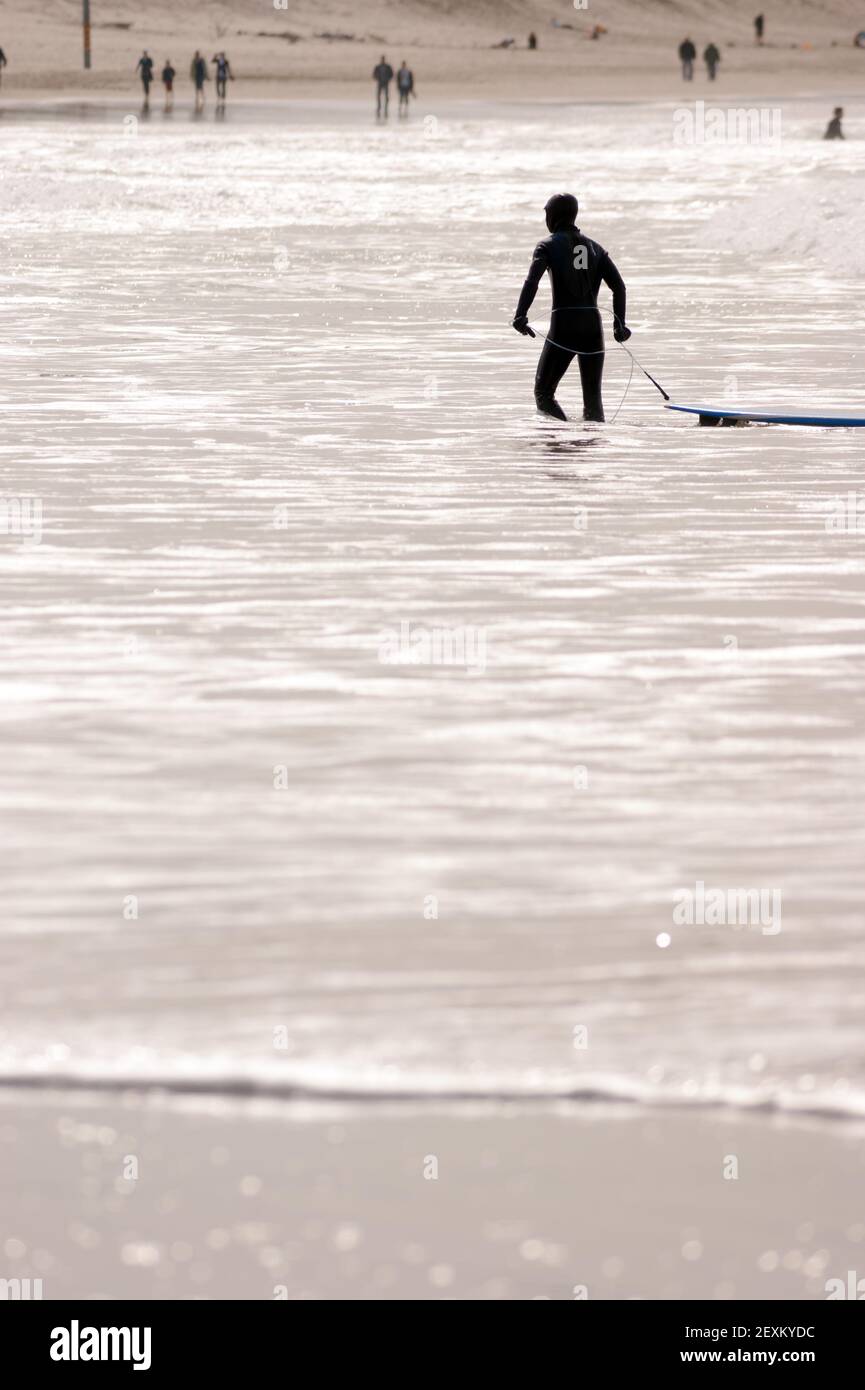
[396,61,414,114]
[704,43,721,81]
[824,106,844,140]
[162,61,175,110]
[528,32,537,51]
[190,50,208,111]
[137,51,154,105]
[754,14,765,45]
[679,37,697,80]
[0,47,7,87]
[212,52,233,102]
[373,55,394,116]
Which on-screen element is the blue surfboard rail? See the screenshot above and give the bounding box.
[666,404,865,428]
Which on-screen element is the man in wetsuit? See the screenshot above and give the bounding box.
[824,107,844,139]
[373,56,394,116]
[211,52,233,102]
[512,192,630,422]
[704,42,721,80]
[137,51,154,104]
[679,37,697,80]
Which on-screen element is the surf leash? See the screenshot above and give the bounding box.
[526,320,671,399]
[523,320,667,422]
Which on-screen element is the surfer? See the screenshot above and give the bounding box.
[136,51,154,105]
[512,192,630,423]
[373,56,394,117]
[704,42,721,81]
[679,37,697,80]
[162,60,176,110]
[190,51,208,111]
[823,106,844,139]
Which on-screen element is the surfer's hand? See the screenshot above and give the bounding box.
[513,316,535,337]
[613,322,632,343]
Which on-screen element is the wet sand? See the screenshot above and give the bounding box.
[2,1092,864,1300]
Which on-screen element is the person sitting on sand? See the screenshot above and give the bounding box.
[512,191,630,423]
[162,60,176,110]
[136,51,154,105]
[211,52,233,103]
[704,43,721,81]
[679,37,697,81]
[824,107,844,140]
[190,51,208,111]
[396,61,415,114]
[373,55,394,117]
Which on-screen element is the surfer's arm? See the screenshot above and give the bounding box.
[601,254,627,332]
[514,244,548,323]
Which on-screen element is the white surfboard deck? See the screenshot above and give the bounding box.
[666,404,865,428]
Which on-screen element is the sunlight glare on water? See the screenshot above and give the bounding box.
[2,103,865,1114]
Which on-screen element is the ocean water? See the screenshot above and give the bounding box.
[2,99,865,1118]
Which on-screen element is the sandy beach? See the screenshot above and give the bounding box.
[1,0,865,104]
[4,1090,864,1300]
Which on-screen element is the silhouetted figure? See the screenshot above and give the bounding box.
[212,52,233,102]
[0,47,7,87]
[824,106,844,140]
[373,55,394,116]
[162,60,176,111]
[755,14,765,45]
[137,51,154,106]
[512,192,630,424]
[704,43,721,80]
[528,32,537,51]
[190,51,208,111]
[679,38,697,80]
[396,62,414,114]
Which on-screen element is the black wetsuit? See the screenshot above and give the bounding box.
[514,226,626,422]
[824,115,844,140]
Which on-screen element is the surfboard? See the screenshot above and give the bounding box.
[666,404,865,428]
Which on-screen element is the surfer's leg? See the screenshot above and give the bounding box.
[578,351,605,422]
[534,338,571,421]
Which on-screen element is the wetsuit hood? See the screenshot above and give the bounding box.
[544,192,578,233]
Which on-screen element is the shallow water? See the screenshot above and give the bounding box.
[2,100,865,1117]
